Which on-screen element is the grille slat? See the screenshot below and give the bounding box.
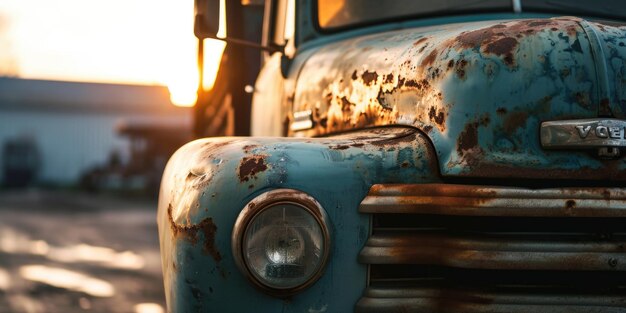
[361,231,626,270]
[356,287,626,313]
[357,184,626,312]
[360,184,626,217]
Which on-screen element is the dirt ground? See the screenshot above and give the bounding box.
[0,189,166,313]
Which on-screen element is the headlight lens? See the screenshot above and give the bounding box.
[233,190,330,295]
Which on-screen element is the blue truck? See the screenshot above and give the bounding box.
[158,1,626,311]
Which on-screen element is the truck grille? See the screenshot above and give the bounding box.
[356,184,626,312]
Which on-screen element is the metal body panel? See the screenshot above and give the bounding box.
[157,127,439,312]
[291,17,626,180]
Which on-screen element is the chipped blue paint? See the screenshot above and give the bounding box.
[157,128,439,312]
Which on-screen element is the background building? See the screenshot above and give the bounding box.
[0,77,191,190]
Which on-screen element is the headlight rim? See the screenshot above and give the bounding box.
[232,189,331,297]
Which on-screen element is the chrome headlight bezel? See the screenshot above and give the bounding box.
[232,189,331,296]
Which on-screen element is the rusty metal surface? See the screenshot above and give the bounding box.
[291,17,626,180]
[360,231,626,270]
[360,183,626,216]
[156,127,441,312]
[358,183,626,312]
[355,287,626,313]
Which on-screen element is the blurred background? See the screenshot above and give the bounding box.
[0,0,229,312]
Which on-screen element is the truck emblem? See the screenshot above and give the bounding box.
[541,119,625,158]
[575,125,591,138]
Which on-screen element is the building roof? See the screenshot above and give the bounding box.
[0,77,190,115]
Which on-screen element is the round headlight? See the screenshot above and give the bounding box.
[232,189,330,296]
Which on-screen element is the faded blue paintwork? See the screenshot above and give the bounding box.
[292,17,626,180]
[157,128,439,312]
[589,21,626,118]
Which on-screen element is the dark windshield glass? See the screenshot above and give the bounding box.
[317,0,626,30]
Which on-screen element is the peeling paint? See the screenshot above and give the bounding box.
[238,155,268,182]
[167,205,221,262]
[293,17,626,180]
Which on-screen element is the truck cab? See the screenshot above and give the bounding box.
[158,1,626,311]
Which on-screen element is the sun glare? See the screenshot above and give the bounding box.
[167,0,227,107]
[165,38,226,108]
[166,70,199,107]
[0,0,228,108]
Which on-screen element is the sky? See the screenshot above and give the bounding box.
[0,0,225,106]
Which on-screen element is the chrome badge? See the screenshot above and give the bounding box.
[541,119,625,156]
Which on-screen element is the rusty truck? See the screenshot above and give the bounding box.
[158,0,626,311]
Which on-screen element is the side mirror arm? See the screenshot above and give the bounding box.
[194,14,284,54]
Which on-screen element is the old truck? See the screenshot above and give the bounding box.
[157,0,626,312]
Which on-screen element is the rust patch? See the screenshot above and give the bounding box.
[457,122,479,155]
[413,37,428,46]
[384,73,394,83]
[447,59,455,69]
[242,144,258,153]
[168,205,222,262]
[600,98,612,116]
[340,96,353,112]
[575,92,590,109]
[455,59,468,79]
[453,18,581,67]
[421,49,438,67]
[483,37,518,66]
[503,111,529,134]
[330,144,350,150]
[370,131,417,147]
[528,21,551,27]
[361,70,379,85]
[428,106,446,127]
[238,155,268,182]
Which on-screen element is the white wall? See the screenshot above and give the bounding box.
[0,110,188,185]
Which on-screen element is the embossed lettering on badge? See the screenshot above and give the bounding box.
[541,119,625,158]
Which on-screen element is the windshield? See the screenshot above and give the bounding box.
[317,0,626,30]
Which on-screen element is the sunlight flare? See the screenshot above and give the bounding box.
[134,303,165,313]
[20,265,115,297]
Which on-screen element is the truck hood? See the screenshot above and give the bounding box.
[293,17,626,181]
